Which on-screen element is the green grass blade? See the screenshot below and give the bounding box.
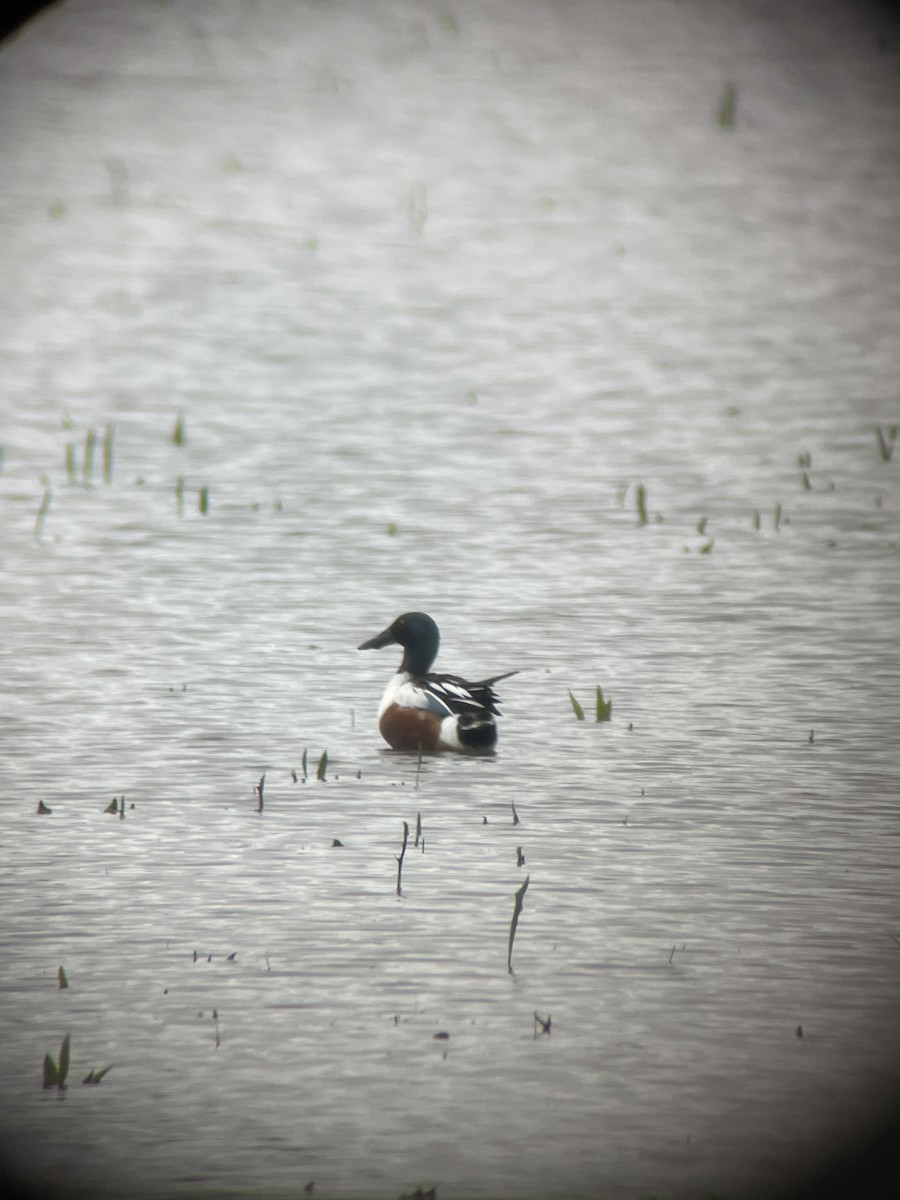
[636,483,648,526]
[58,1034,71,1086]
[43,1054,59,1088]
[568,690,585,721]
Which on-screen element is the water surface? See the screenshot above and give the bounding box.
[1,2,899,1198]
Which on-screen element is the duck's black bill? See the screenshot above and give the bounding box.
[358,626,396,651]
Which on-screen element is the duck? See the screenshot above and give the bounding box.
[357,612,515,753]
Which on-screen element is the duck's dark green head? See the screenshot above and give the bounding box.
[358,612,440,677]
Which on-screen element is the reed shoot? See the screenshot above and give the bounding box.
[595,686,613,721]
[82,1065,114,1085]
[103,422,115,483]
[83,427,96,482]
[568,690,585,720]
[42,1034,71,1089]
[636,483,648,526]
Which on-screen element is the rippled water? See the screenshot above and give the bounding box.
[2,2,900,1198]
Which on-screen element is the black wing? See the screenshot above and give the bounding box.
[423,670,518,718]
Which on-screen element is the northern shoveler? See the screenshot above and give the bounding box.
[357,612,515,753]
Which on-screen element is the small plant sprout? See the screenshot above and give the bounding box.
[717,82,737,129]
[301,748,309,780]
[42,1034,71,1090]
[407,180,428,236]
[83,427,96,483]
[172,414,185,446]
[595,686,613,722]
[507,875,530,974]
[82,1065,114,1086]
[175,476,185,515]
[103,423,115,483]
[875,425,897,462]
[255,772,265,812]
[316,751,328,781]
[57,966,68,990]
[774,502,783,532]
[34,478,52,539]
[198,486,209,515]
[696,516,708,535]
[65,441,76,483]
[568,690,585,721]
[635,483,648,527]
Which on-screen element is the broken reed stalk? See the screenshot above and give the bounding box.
[396,821,409,896]
[533,1011,551,1037]
[507,874,530,974]
[256,772,265,812]
[414,811,422,848]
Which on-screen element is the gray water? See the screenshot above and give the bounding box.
[1,2,900,1198]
